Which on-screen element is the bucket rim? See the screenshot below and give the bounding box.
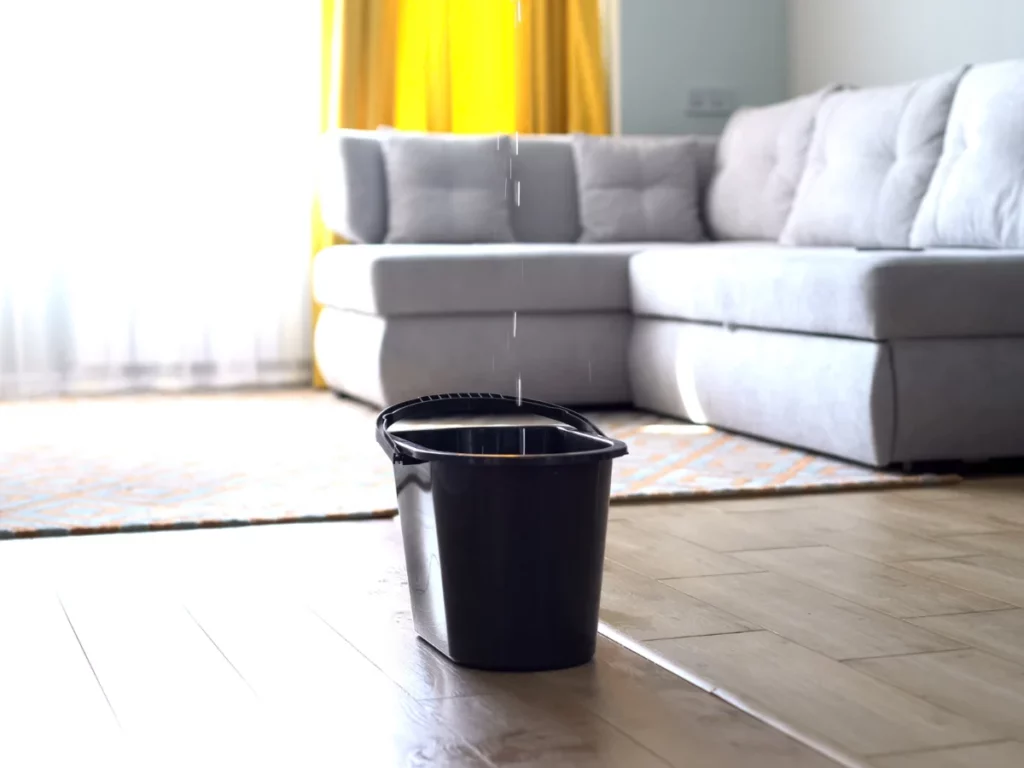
[376,393,628,466]
[388,424,628,466]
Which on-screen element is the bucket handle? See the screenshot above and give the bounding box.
[376,393,610,465]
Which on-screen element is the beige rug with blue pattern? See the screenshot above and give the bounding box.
[0,390,957,539]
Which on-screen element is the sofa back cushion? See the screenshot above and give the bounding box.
[511,136,581,242]
[572,135,705,243]
[706,89,832,241]
[912,60,1024,249]
[318,129,388,244]
[781,68,966,248]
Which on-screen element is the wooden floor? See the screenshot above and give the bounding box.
[1,478,1022,767]
[0,507,834,768]
[606,477,1024,768]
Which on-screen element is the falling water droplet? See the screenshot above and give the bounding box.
[516,0,522,23]
[512,311,517,338]
[515,181,521,207]
[516,374,522,406]
[515,132,519,155]
[520,426,526,455]
[504,178,508,200]
[509,156,512,178]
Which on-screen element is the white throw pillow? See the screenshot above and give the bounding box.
[381,133,514,244]
[781,68,966,248]
[572,135,704,243]
[912,60,1024,249]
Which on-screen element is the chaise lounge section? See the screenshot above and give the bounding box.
[313,59,1024,468]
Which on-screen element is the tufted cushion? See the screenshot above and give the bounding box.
[706,89,834,241]
[912,60,1024,249]
[381,133,514,244]
[781,68,966,248]
[571,135,704,243]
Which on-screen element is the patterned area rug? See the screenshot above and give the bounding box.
[0,390,957,538]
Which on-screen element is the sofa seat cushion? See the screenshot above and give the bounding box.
[630,245,1024,340]
[315,243,679,316]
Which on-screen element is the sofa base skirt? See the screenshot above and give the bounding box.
[890,337,1024,462]
[629,318,895,466]
[630,318,1024,466]
[315,306,632,408]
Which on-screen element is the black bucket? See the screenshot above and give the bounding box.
[376,393,628,671]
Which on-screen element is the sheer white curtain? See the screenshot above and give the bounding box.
[0,1,317,398]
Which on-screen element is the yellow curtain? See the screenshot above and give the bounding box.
[314,0,399,387]
[516,0,609,134]
[393,0,608,135]
[316,0,608,386]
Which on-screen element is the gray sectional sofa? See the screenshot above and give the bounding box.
[313,59,1024,468]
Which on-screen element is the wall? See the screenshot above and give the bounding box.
[618,0,787,135]
[789,0,1024,94]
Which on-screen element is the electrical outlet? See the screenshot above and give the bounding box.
[687,87,737,117]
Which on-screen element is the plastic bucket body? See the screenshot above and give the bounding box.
[376,394,628,671]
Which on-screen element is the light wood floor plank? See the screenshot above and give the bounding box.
[897,555,1024,607]
[911,609,1024,667]
[57,581,260,741]
[0,589,120,763]
[182,587,492,767]
[648,631,996,757]
[599,559,754,641]
[604,518,763,579]
[737,546,1010,618]
[422,690,672,768]
[734,506,980,562]
[944,532,1024,562]
[496,636,838,768]
[308,586,497,702]
[665,572,965,660]
[871,741,1024,768]
[840,495,1016,537]
[625,507,822,552]
[927,493,1024,529]
[849,650,1024,741]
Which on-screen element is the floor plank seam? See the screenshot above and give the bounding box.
[866,738,1012,762]
[58,595,121,730]
[651,571,770,583]
[834,646,973,664]
[598,622,872,768]
[640,628,761,643]
[182,606,258,697]
[906,606,1020,620]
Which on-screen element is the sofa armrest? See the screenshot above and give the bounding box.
[317,129,387,244]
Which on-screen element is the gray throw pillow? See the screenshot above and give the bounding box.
[382,133,514,243]
[706,88,835,241]
[572,135,704,243]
